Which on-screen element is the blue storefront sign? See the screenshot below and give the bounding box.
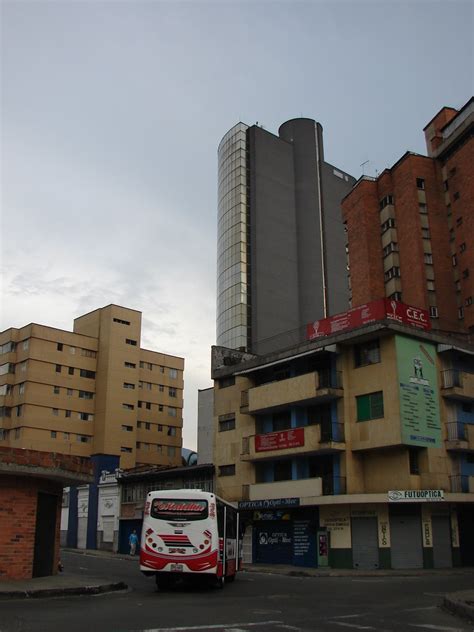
[239,498,300,510]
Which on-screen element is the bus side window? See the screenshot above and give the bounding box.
[217,500,225,536]
[226,507,236,539]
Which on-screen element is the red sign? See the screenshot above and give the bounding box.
[306,299,430,340]
[255,428,305,453]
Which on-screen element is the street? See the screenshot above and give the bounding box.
[1,551,473,632]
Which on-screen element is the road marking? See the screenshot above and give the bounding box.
[137,623,283,631]
[330,615,363,619]
[408,625,467,631]
[403,606,437,612]
[333,623,376,630]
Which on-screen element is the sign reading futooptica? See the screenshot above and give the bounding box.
[388,490,444,502]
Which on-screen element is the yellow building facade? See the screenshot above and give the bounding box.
[0,304,184,470]
[212,322,474,569]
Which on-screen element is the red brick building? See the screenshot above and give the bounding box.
[343,97,473,335]
[0,448,93,580]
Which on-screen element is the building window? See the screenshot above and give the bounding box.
[124,362,136,369]
[453,192,460,201]
[452,254,458,267]
[219,464,235,477]
[18,383,25,395]
[460,243,467,253]
[421,227,430,239]
[384,267,400,281]
[456,216,463,226]
[68,367,74,376]
[122,425,133,432]
[81,348,96,358]
[356,391,384,422]
[158,424,163,431]
[159,404,164,412]
[145,422,151,430]
[424,253,433,264]
[429,306,439,318]
[383,242,398,257]
[56,364,62,373]
[443,180,449,191]
[462,269,470,279]
[168,407,177,417]
[167,426,177,436]
[122,403,134,410]
[389,293,402,302]
[63,432,70,440]
[416,178,425,190]
[466,297,473,307]
[418,203,427,214]
[51,431,57,439]
[354,340,380,367]
[57,343,63,351]
[70,347,76,355]
[427,280,435,291]
[160,366,165,373]
[16,405,22,417]
[113,317,130,325]
[79,412,91,421]
[80,369,95,379]
[65,410,71,418]
[455,280,461,292]
[169,368,178,379]
[121,446,132,453]
[125,339,137,346]
[409,448,420,475]
[379,194,394,210]
[274,460,292,481]
[67,388,73,396]
[167,446,177,457]
[15,428,21,439]
[52,408,59,416]
[219,416,236,432]
[53,386,60,395]
[123,382,135,389]
[218,376,236,389]
[169,387,177,398]
[79,390,93,399]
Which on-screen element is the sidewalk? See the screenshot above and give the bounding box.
[0,546,472,622]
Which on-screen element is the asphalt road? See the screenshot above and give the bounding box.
[1,551,474,632]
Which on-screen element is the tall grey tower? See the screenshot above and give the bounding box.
[217,118,355,355]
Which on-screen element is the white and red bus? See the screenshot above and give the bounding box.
[140,489,242,589]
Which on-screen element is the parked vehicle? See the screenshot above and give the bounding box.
[140,489,242,589]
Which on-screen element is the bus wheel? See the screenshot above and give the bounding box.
[215,575,225,589]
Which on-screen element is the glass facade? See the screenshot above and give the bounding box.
[216,123,249,350]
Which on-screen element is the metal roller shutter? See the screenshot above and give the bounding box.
[352,517,379,569]
[390,509,423,569]
[432,515,452,568]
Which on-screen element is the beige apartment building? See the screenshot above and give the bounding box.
[212,304,474,570]
[0,304,184,471]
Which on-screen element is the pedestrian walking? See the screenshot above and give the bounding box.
[129,529,139,555]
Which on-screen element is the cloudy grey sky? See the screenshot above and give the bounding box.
[1,0,472,449]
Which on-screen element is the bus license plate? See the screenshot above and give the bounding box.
[170,564,183,572]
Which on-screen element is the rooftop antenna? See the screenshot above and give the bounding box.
[360,160,369,175]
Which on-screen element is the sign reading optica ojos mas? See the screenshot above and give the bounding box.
[395,335,441,448]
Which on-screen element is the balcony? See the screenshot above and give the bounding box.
[241,422,345,462]
[440,370,474,401]
[249,477,322,501]
[450,474,474,493]
[445,421,474,451]
[246,370,342,415]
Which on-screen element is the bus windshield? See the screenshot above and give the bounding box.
[150,498,208,521]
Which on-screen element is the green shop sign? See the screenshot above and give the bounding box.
[395,335,441,448]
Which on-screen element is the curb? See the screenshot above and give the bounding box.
[0,581,128,600]
[443,593,474,622]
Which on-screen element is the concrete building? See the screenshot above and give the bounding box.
[0,304,184,550]
[343,97,473,334]
[0,304,184,471]
[217,119,356,356]
[211,303,474,569]
[197,386,214,465]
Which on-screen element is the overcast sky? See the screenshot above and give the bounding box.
[1,0,472,450]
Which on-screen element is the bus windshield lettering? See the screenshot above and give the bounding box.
[151,499,208,521]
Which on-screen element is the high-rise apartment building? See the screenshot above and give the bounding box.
[343,97,473,335]
[217,119,356,355]
[0,304,184,471]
